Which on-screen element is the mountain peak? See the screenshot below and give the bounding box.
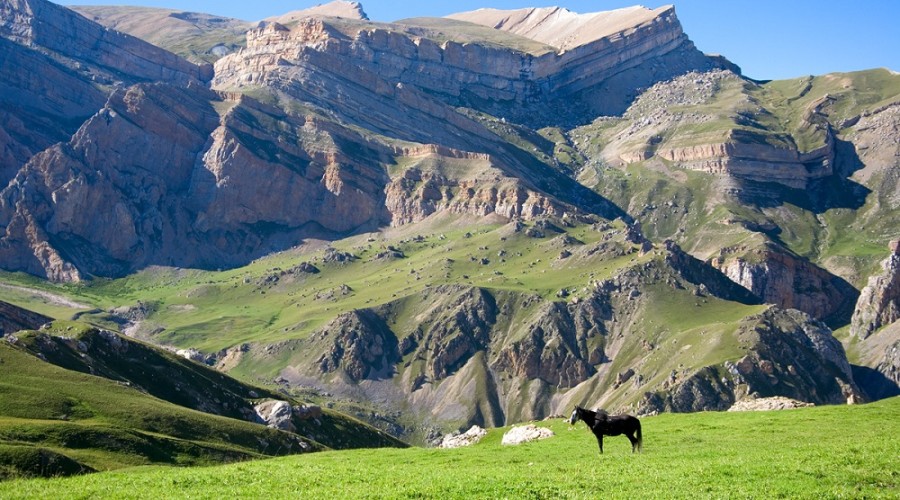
[265,1,368,24]
[446,4,675,51]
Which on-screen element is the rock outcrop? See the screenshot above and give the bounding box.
[316,310,399,382]
[711,242,858,325]
[276,242,860,431]
[640,307,862,414]
[439,425,487,449]
[500,424,553,445]
[254,399,296,432]
[6,0,660,280]
[215,6,724,125]
[727,396,814,412]
[0,0,210,84]
[850,241,900,339]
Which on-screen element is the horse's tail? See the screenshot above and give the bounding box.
[636,418,643,452]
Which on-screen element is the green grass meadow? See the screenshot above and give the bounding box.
[4,398,897,498]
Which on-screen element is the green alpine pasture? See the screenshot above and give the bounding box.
[3,397,897,498]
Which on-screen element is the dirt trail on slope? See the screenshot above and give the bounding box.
[0,283,90,309]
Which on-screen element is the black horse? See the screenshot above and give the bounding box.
[569,406,642,453]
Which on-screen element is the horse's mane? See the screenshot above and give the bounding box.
[577,407,608,418]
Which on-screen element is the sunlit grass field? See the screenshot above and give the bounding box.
[4,397,897,498]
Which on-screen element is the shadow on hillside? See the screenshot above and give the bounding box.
[852,365,900,401]
[728,138,870,214]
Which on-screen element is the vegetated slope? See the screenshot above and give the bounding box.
[571,68,899,323]
[2,398,897,498]
[0,337,319,479]
[6,321,404,451]
[70,5,251,63]
[70,2,370,64]
[5,215,859,443]
[0,301,49,336]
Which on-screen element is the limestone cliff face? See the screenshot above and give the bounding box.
[710,242,858,325]
[0,36,107,186]
[0,83,221,278]
[646,132,834,189]
[384,165,565,225]
[213,7,721,126]
[851,241,900,339]
[0,0,210,176]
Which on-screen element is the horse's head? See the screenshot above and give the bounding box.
[568,407,580,425]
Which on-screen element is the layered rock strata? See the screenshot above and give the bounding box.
[213,6,722,125]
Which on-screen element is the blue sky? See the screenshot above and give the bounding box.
[63,0,899,81]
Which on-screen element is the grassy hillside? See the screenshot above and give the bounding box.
[70,6,250,63]
[0,340,320,479]
[573,68,899,288]
[0,216,642,353]
[3,398,897,497]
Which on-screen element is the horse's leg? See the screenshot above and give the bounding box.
[626,432,638,453]
[595,433,604,454]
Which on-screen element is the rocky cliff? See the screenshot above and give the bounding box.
[851,241,900,339]
[0,0,210,84]
[3,0,721,280]
[588,69,835,190]
[640,307,861,413]
[711,242,858,326]
[214,6,724,126]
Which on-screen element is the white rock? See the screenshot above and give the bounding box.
[501,424,554,445]
[440,425,488,449]
[728,396,814,412]
[254,400,296,432]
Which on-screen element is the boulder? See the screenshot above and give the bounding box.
[728,396,814,412]
[501,424,554,445]
[439,425,488,449]
[254,400,295,432]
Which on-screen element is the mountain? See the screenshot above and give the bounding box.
[0,0,898,442]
